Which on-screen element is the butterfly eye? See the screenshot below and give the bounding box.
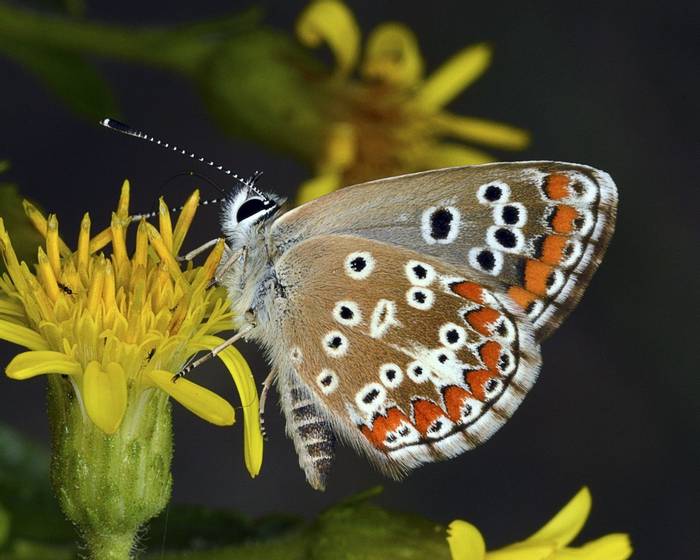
[235,197,274,223]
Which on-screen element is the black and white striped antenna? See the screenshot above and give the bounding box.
[128,171,228,223]
[100,118,267,199]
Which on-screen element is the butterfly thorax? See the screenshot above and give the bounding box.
[220,199,287,346]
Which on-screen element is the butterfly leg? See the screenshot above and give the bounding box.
[277,368,336,491]
[259,368,278,441]
[177,238,221,262]
[172,324,254,381]
[207,247,245,289]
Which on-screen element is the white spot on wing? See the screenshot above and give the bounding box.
[369,299,399,338]
[406,287,435,310]
[379,363,403,388]
[545,268,566,296]
[493,202,527,227]
[290,347,303,363]
[438,323,467,349]
[322,331,349,358]
[333,300,362,327]
[420,206,461,245]
[477,181,510,204]
[355,383,386,415]
[344,251,375,280]
[316,369,339,395]
[406,360,430,384]
[486,225,525,254]
[405,260,436,286]
[468,247,504,275]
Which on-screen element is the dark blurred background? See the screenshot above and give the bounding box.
[0,1,697,558]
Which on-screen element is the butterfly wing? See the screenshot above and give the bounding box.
[272,234,541,478]
[272,162,617,340]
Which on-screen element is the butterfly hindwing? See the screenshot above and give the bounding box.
[272,162,617,340]
[272,235,541,478]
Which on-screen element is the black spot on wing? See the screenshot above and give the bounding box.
[430,208,453,240]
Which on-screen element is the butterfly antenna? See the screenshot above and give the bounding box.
[128,171,229,223]
[100,118,269,199]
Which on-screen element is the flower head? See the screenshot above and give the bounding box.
[294,0,530,203]
[447,487,633,560]
[0,181,262,476]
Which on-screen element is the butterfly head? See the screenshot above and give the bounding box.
[221,175,284,250]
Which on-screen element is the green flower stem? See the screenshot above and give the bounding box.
[0,1,328,161]
[47,377,173,560]
[0,2,254,70]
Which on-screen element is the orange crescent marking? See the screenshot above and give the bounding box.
[552,205,578,234]
[507,286,537,310]
[479,340,502,371]
[466,307,500,336]
[541,235,567,265]
[412,399,445,436]
[443,385,473,422]
[524,259,553,296]
[545,173,570,200]
[465,369,494,401]
[451,281,485,304]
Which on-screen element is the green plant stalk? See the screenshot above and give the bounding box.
[47,377,173,560]
[0,2,329,162]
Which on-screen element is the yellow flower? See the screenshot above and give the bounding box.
[447,487,633,560]
[0,182,262,476]
[295,0,530,204]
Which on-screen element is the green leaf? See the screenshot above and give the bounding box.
[145,505,301,552]
[0,501,9,546]
[0,183,43,273]
[0,424,74,544]
[308,499,451,560]
[0,42,116,121]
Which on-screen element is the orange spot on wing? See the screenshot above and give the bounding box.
[508,286,537,310]
[451,281,485,304]
[465,370,496,401]
[443,386,473,422]
[551,205,578,233]
[524,260,553,296]
[361,407,408,450]
[412,399,445,436]
[541,235,567,265]
[466,307,500,336]
[545,173,569,200]
[479,340,502,371]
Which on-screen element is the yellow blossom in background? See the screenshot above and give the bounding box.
[295,0,530,204]
[0,182,262,476]
[448,487,633,560]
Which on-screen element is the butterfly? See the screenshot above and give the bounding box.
[102,119,618,490]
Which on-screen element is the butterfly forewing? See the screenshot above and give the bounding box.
[272,162,617,340]
[273,235,541,477]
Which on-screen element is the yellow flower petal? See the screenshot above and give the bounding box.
[362,23,424,87]
[172,189,199,255]
[414,43,492,111]
[296,171,343,205]
[433,113,530,150]
[191,336,263,477]
[215,344,263,477]
[447,520,486,560]
[296,0,360,77]
[83,361,128,434]
[574,534,633,560]
[148,369,235,427]
[0,318,48,350]
[487,543,556,560]
[420,142,494,168]
[6,350,81,380]
[0,298,25,318]
[525,487,592,549]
